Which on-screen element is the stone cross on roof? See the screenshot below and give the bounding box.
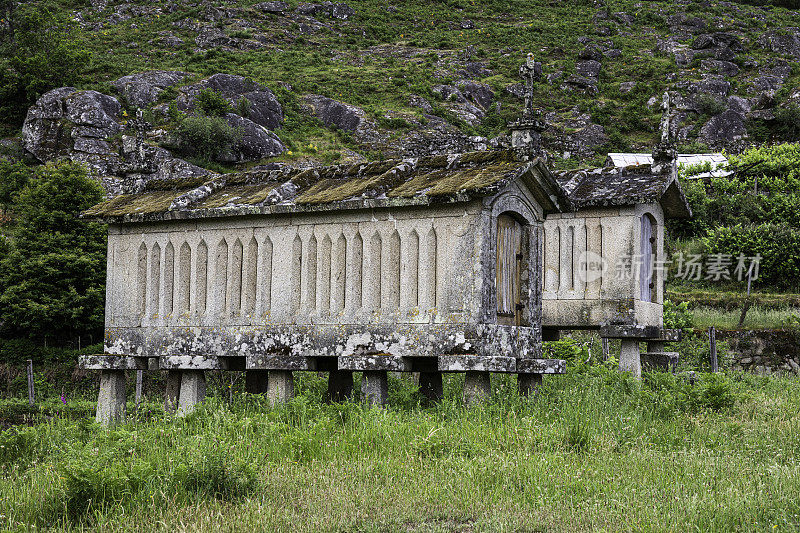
[519,52,542,119]
[652,91,677,176]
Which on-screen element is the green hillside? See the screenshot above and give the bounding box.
[2,0,800,166]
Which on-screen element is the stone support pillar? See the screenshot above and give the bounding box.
[619,339,641,378]
[164,370,182,414]
[463,371,490,406]
[419,372,443,403]
[361,371,388,406]
[326,370,353,402]
[245,370,269,394]
[96,370,127,426]
[177,370,206,416]
[267,370,294,406]
[518,373,542,397]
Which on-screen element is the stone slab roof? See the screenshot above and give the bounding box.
[84,150,568,223]
[554,164,692,218]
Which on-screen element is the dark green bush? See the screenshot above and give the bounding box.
[701,223,800,290]
[695,94,727,117]
[172,114,242,161]
[689,373,737,412]
[194,88,232,117]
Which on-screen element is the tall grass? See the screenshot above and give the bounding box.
[1,367,799,531]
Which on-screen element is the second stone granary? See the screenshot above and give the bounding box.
[81,146,690,421]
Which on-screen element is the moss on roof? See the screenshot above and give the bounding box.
[85,149,527,220]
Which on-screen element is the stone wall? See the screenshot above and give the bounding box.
[721,329,800,375]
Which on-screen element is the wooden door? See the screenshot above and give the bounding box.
[496,214,523,326]
[640,214,656,302]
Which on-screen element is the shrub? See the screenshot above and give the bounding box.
[773,104,800,141]
[701,223,800,290]
[61,457,155,522]
[0,5,91,128]
[172,114,242,161]
[194,88,232,117]
[0,426,39,470]
[689,373,736,412]
[663,300,694,330]
[695,94,727,116]
[0,162,106,343]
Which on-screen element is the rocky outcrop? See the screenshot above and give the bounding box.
[296,2,355,20]
[218,114,285,163]
[22,88,123,176]
[758,28,800,59]
[112,70,192,108]
[700,109,748,147]
[177,74,284,130]
[302,94,368,132]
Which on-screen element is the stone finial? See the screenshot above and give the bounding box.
[509,53,546,161]
[519,52,542,119]
[652,91,677,176]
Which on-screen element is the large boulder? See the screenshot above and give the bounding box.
[700,110,748,146]
[218,114,285,163]
[22,88,123,175]
[302,94,367,132]
[178,74,283,130]
[112,70,192,108]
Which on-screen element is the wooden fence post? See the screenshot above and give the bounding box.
[709,326,718,373]
[26,359,34,407]
[601,338,610,361]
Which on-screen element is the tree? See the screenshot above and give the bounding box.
[0,4,91,129]
[0,162,106,343]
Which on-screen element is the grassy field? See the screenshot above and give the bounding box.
[1,366,799,532]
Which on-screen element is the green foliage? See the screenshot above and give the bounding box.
[543,338,588,365]
[564,417,592,453]
[61,455,155,522]
[689,372,737,411]
[0,426,40,470]
[695,94,727,117]
[194,88,232,117]
[177,448,257,500]
[702,223,800,290]
[0,159,31,210]
[0,162,106,344]
[663,299,694,330]
[0,4,91,128]
[171,114,242,161]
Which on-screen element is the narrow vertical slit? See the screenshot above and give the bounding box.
[164,242,174,316]
[262,236,273,314]
[196,240,208,315]
[332,233,347,314]
[149,243,161,318]
[178,242,191,314]
[243,237,258,315]
[137,243,147,317]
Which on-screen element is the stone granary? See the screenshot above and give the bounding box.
[80,150,571,424]
[541,93,692,375]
